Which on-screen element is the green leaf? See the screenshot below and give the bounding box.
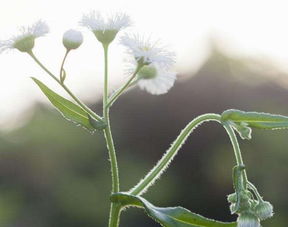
[111,193,236,227]
[221,109,288,130]
[32,77,94,131]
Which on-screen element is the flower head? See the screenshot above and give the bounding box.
[237,213,261,227]
[63,29,83,50]
[0,20,49,53]
[137,65,176,95]
[120,34,175,69]
[80,11,131,44]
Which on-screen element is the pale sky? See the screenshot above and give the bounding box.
[1,0,288,129]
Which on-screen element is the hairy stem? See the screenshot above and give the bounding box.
[106,64,142,108]
[223,122,248,189]
[130,113,222,196]
[101,44,121,227]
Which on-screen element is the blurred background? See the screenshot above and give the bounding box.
[1,0,288,226]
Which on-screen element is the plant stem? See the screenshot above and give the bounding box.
[223,122,248,189]
[106,64,142,108]
[28,51,102,122]
[101,44,121,227]
[248,181,264,202]
[130,113,222,196]
[59,49,70,83]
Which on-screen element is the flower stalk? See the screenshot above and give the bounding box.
[223,122,248,188]
[27,51,103,122]
[106,63,143,108]
[102,44,121,227]
[130,113,222,196]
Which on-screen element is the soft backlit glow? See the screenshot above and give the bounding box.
[1,0,288,129]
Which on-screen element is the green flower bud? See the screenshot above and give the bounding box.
[13,35,35,52]
[230,203,237,214]
[63,29,83,50]
[138,65,157,80]
[237,212,261,227]
[227,193,237,203]
[254,201,273,220]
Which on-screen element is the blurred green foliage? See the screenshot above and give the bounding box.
[0,50,288,226]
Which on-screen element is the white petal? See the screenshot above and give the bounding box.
[120,34,175,69]
[0,40,13,53]
[31,20,49,37]
[80,11,131,31]
[138,67,176,95]
[63,29,83,44]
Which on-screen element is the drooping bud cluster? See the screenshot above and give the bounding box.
[227,165,273,227]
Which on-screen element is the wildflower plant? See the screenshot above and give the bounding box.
[1,12,288,227]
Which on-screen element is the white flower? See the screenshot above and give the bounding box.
[80,11,131,44]
[137,65,177,95]
[63,29,83,50]
[0,20,49,53]
[237,213,261,227]
[80,11,130,32]
[120,34,175,69]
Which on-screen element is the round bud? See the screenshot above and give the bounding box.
[237,212,261,227]
[13,35,35,52]
[255,201,273,220]
[63,29,83,50]
[138,65,157,80]
[227,193,237,203]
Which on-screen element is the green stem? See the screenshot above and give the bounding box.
[59,49,70,83]
[223,122,248,189]
[130,113,222,196]
[106,64,143,108]
[248,181,264,202]
[28,51,102,122]
[101,44,120,227]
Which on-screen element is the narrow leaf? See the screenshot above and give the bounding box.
[221,109,288,130]
[111,193,236,227]
[32,77,94,131]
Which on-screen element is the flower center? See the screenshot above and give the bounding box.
[138,65,157,80]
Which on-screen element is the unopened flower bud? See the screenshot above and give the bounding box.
[237,213,261,227]
[227,193,237,203]
[230,203,237,214]
[63,29,83,50]
[255,201,273,220]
